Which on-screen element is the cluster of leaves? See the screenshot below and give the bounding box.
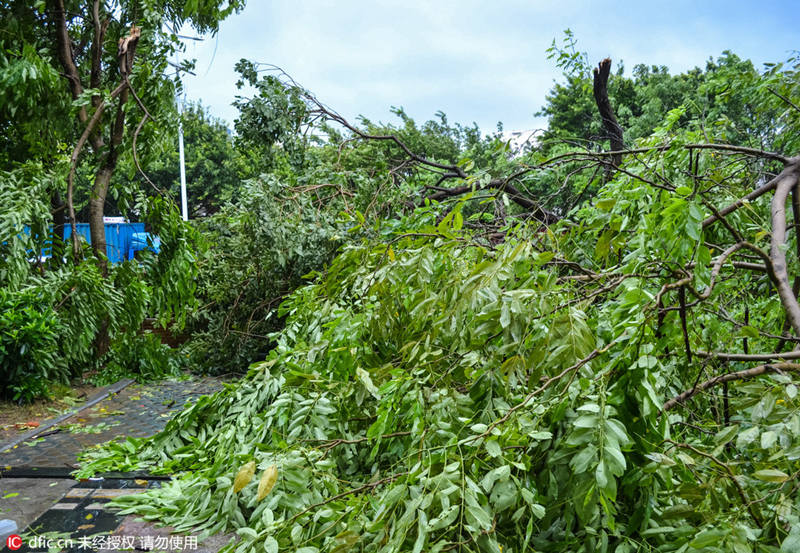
[79,198,800,551]
[0,287,64,402]
[182,69,515,375]
[97,332,185,386]
[184,175,342,374]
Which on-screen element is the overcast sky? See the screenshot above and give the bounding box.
[177,0,799,134]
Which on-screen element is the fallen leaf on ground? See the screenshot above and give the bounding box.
[14,421,39,430]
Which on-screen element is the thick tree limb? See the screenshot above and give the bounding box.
[768,157,800,335]
[65,80,127,259]
[592,58,624,170]
[663,362,800,411]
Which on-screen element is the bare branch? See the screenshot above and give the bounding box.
[695,350,800,361]
[768,157,800,335]
[663,362,800,411]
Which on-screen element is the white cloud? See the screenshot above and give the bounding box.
[179,0,799,133]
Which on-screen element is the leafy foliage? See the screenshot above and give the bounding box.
[0,172,199,398]
[144,103,249,216]
[77,46,800,553]
[185,175,342,373]
[0,288,65,402]
[97,332,184,386]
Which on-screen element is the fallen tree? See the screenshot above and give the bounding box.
[78,54,800,552]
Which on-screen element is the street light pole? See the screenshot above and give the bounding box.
[177,94,188,221]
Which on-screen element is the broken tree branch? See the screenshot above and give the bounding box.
[768,157,800,336]
[663,362,800,411]
[592,58,624,171]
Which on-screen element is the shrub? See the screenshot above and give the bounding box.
[185,175,341,374]
[0,288,67,402]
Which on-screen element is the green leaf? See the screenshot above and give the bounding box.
[236,527,259,540]
[500,301,511,328]
[596,198,616,211]
[485,439,502,458]
[782,532,800,551]
[453,210,463,231]
[690,529,728,548]
[714,425,738,445]
[753,469,789,482]
[738,325,760,338]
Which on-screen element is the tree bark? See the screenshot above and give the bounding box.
[592,58,624,173]
[89,167,112,268]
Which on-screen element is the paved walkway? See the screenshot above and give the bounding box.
[0,376,228,553]
[0,378,221,470]
[3,478,232,552]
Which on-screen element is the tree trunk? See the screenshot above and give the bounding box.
[50,190,67,262]
[89,166,113,273]
[89,165,114,358]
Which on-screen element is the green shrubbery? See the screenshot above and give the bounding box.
[97,333,185,386]
[0,288,66,402]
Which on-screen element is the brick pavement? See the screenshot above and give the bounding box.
[0,378,222,469]
[0,376,230,553]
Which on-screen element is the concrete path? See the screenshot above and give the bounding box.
[2,477,234,552]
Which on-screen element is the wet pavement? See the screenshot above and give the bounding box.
[0,376,229,553]
[0,378,222,470]
[0,478,75,536]
[1,478,233,552]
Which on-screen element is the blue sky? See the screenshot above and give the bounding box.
[178,0,799,133]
